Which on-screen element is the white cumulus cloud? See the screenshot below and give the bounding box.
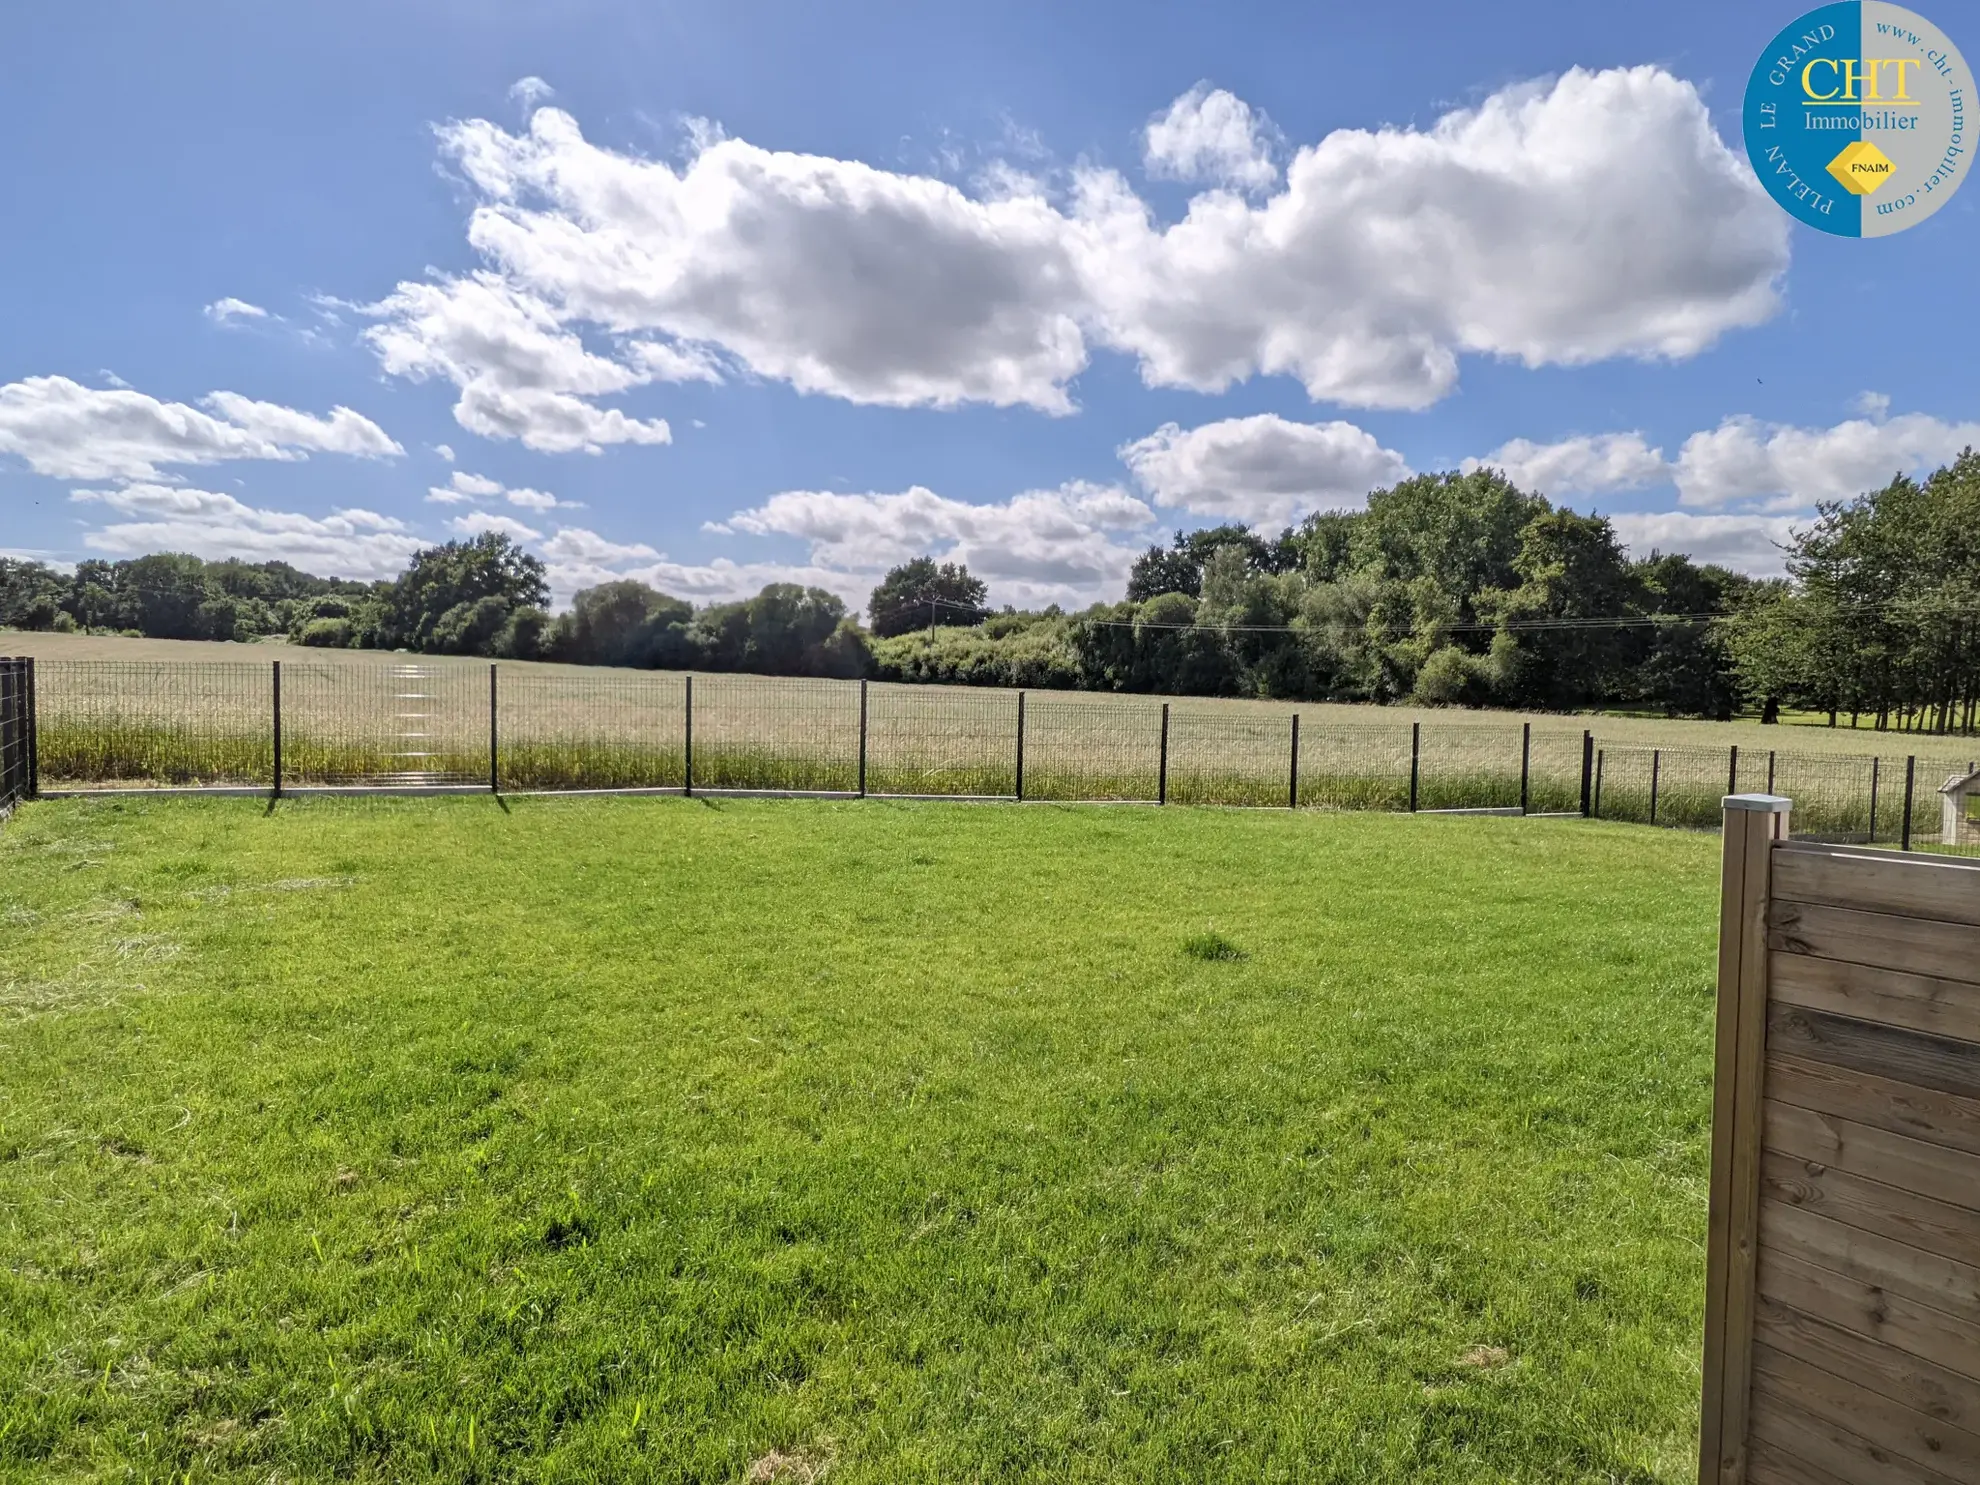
[0,375,402,481]
[69,484,422,579]
[1608,511,1801,576]
[1672,412,1980,509]
[705,480,1156,610]
[366,67,1782,424]
[425,468,579,510]
[362,273,673,453]
[1119,414,1410,527]
[1462,432,1668,495]
[447,510,543,542]
[1144,84,1279,191]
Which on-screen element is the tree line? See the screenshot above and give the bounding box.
[5,453,1976,730]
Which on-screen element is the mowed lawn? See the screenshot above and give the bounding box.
[0,796,1720,1483]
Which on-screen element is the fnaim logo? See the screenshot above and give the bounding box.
[1744,2,1970,236]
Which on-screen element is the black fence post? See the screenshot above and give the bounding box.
[1867,757,1880,843]
[488,663,499,794]
[684,675,694,797]
[272,660,283,799]
[1408,722,1420,813]
[1767,750,1776,794]
[1518,722,1530,814]
[1902,755,1916,852]
[1594,748,1605,819]
[1728,743,1739,798]
[23,661,37,803]
[1289,713,1300,810]
[1579,730,1593,817]
[1157,703,1169,805]
[857,679,868,798]
[1650,749,1661,825]
[1015,690,1026,802]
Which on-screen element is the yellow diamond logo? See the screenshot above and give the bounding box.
[1827,140,1896,196]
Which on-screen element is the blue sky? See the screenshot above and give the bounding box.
[2,0,1976,611]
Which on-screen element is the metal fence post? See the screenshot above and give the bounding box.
[1289,713,1300,810]
[1579,730,1593,817]
[488,663,499,794]
[1727,744,1739,798]
[1158,703,1169,805]
[857,679,868,798]
[1015,690,1026,802]
[1408,722,1420,812]
[272,660,283,799]
[1650,748,1661,825]
[1766,750,1775,794]
[1867,756,1880,843]
[1518,722,1531,814]
[1902,755,1916,851]
[683,675,694,797]
[25,661,37,803]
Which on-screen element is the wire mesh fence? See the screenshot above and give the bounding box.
[1296,724,1414,812]
[689,674,859,793]
[17,658,1980,854]
[867,682,1015,797]
[0,658,32,810]
[1020,697,1162,802]
[496,666,685,791]
[38,660,275,786]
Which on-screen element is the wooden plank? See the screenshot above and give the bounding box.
[1703,810,1779,1485]
[1750,1373,1969,1485]
[1767,1004,1980,1104]
[1769,1053,1980,1161]
[1747,1433,1858,1485]
[1756,1293,1980,1436]
[1760,1249,1980,1392]
[1762,1198,1980,1327]
[1772,952,1980,1048]
[1762,1146,1980,1268]
[1774,845,1980,929]
[1766,1100,1980,1220]
[1751,1340,1980,1483]
[1770,900,1980,988]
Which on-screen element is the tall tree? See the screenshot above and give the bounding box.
[867,558,988,638]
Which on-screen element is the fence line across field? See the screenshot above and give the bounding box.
[11,656,1980,854]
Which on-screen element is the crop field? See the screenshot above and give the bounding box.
[9,627,1977,759]
[0,795,1720,1483]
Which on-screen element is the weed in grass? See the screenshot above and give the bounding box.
[1181,930,1246,961]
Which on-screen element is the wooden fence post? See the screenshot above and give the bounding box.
[1158,703,1169,806]
[1698,792,1790,1485]
[1580,730,1593,817]
[1867,756,1880,843]
[1727,744,1738,798]
[857,679,868,798]
[683,675,694,797]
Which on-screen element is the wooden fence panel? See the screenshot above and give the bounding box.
[1703,802,1980,1485]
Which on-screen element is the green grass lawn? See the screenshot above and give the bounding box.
[0,796,1720,1483]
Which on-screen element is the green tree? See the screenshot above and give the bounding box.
[868,558,988,638]
[387,534,549,654]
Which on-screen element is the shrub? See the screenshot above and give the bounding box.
[299,617,354,648]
